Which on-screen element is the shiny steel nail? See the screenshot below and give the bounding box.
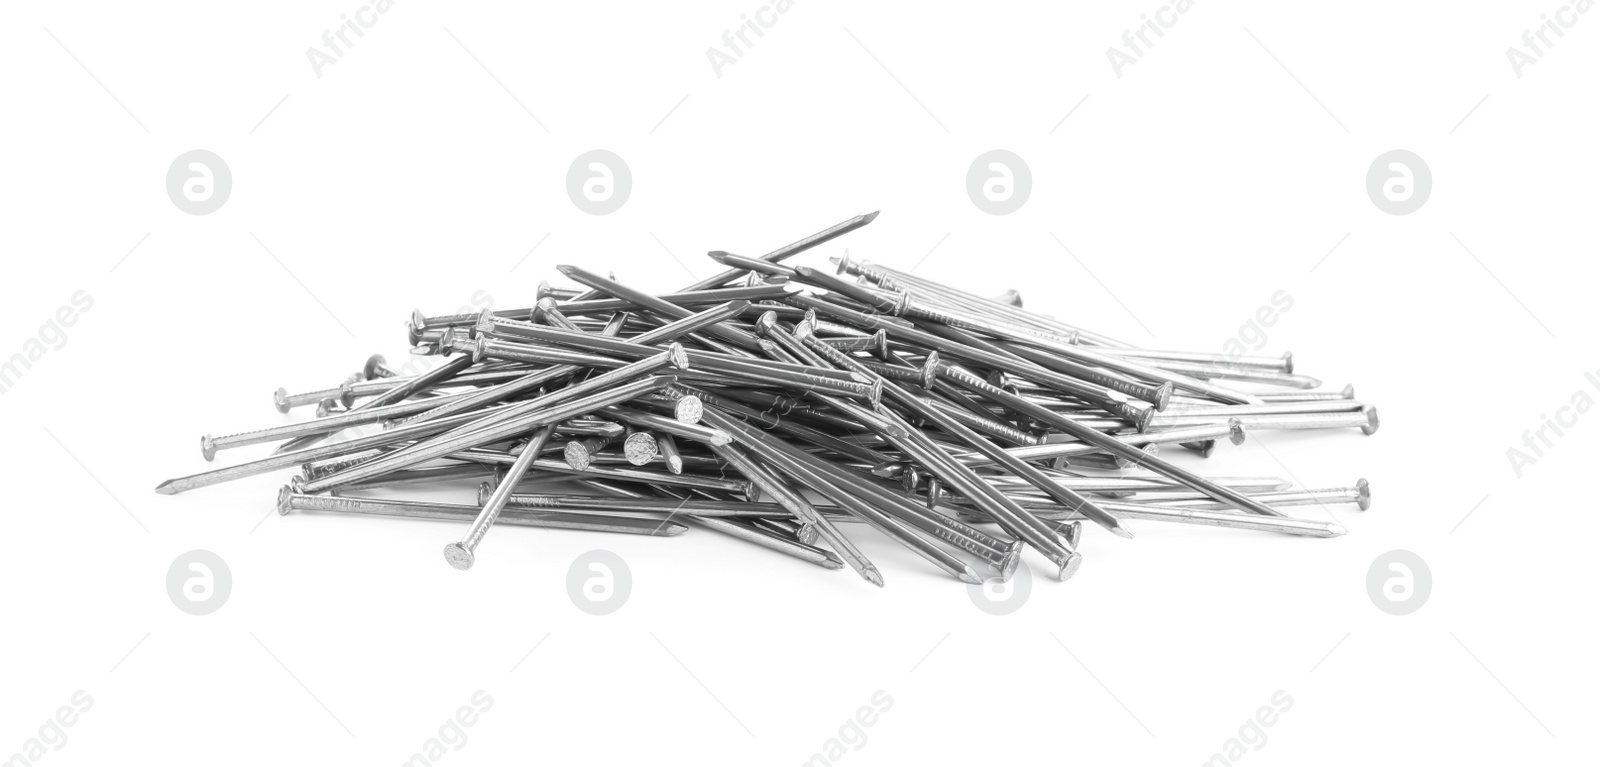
[681,211,879,292]
[279,486,687,536]
[1151,407,1380,435]
[708,441,882,586]
[444,424,559,570]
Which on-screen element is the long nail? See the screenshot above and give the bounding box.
[558,265,766,353]
[687,516,844,570]
[279,487,687,536]
[680,211,879,292]
[298,374,678,494]
[444,424,559,570]
[708,441,882,586]
[1152,407,1379,435]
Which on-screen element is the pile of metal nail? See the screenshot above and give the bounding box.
[157,212,1377,584]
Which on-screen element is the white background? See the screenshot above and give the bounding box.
[2,1,1596,764]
